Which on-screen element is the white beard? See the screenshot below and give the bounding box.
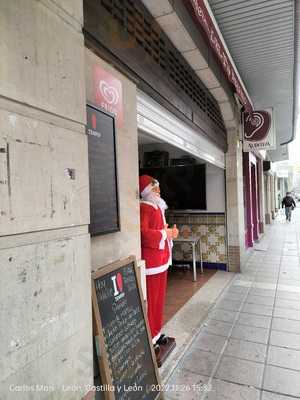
[142,192,168,211]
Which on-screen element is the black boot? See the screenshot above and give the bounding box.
[153,343,160,355]
[156,334,169,346]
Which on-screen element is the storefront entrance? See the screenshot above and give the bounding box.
[137,91,227,322]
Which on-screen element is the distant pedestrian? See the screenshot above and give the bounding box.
[282,192,296,222]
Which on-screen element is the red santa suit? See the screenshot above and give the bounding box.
[139,175,171,343]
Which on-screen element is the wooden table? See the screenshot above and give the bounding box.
[173,236,203,282]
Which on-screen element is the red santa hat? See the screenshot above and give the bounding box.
[139,175,159,198]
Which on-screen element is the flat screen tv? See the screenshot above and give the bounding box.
[140,164,206,210]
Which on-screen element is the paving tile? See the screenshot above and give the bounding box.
[278,272,300,286]
[248,288,276,297]
[216,299,242,312]
[242,303,273,316]
[224,338,267,362]
[282,250,299,256]
[280,266,300,272]
[221,292,246,303]
[203,378,260,400]
[215,355,264,387]
[277,284,300,293]
[283,244,297,249]
[272,317,300,334]
[259,273,279,278]
[246,295,274,306]
[267,345,300,370]
[226,286,249,295]
[192,332,227,354]
[280,266,300,271]
[252,282,277,291]
[254,278,277,284]
[262,259,280,263]
[166,368,209,400]
[209,309,237,324]
[276,290,300,301]
[275,298,300,310]
[263,365,300,397]
[281,256,300,262]
[278,279,300,287]
[182,350,218,376]
[260,268,280,272]
[262,391,300,400]
[281,262,300,268]
[203,320,232,337]
[244,261,257,266]
[231,280,252,288]
[231,324,269,344]
[273,307,300,320]
[280,272,300,280]
[270,330,300,350]
[238,312,271,329]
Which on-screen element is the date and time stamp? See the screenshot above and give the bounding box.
[9,383,213,394]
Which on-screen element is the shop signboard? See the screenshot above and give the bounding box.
[92,256,163,400]
[93,66,124,128]
[243,108,276,152]
[185,0,253,112]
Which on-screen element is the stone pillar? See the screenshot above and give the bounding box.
[257,159,265,234]
[226,127,245,272]
[243,153,254,247]
[271,175,276,219]
[278,178,283,206]
[0,2,92,399]
[274,176,279,211]
[265,174,272,224]
[251,163,260,241]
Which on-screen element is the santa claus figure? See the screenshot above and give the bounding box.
[139,175,178,352]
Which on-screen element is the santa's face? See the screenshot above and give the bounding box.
[151,185,161,197]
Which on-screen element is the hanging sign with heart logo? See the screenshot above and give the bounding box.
[243,109,276,152]
[93,66,123,128]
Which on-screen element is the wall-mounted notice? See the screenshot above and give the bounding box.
[87,104,120,235]
[92,256,163,400]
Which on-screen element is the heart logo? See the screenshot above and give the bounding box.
[99,80,119,105]
[116,272,123,293]
[244,111,271,142]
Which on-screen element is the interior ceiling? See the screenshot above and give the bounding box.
[138,131,163,145]
[208,0,295,156]
[138,130,207,163]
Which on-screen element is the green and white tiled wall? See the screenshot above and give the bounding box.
[167,212,227,269]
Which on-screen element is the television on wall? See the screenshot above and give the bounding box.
[140,164,206,210]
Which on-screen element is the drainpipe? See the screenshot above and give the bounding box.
[282,0,299,145]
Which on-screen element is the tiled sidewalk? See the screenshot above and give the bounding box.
[164,208,300,400]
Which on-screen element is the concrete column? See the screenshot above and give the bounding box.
[225,127,245,272]
[0,2,92,399]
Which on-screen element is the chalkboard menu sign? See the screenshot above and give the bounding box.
[92,257,163,400]
[87,104,120,235]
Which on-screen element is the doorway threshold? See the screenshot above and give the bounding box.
[159,270,235,383]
